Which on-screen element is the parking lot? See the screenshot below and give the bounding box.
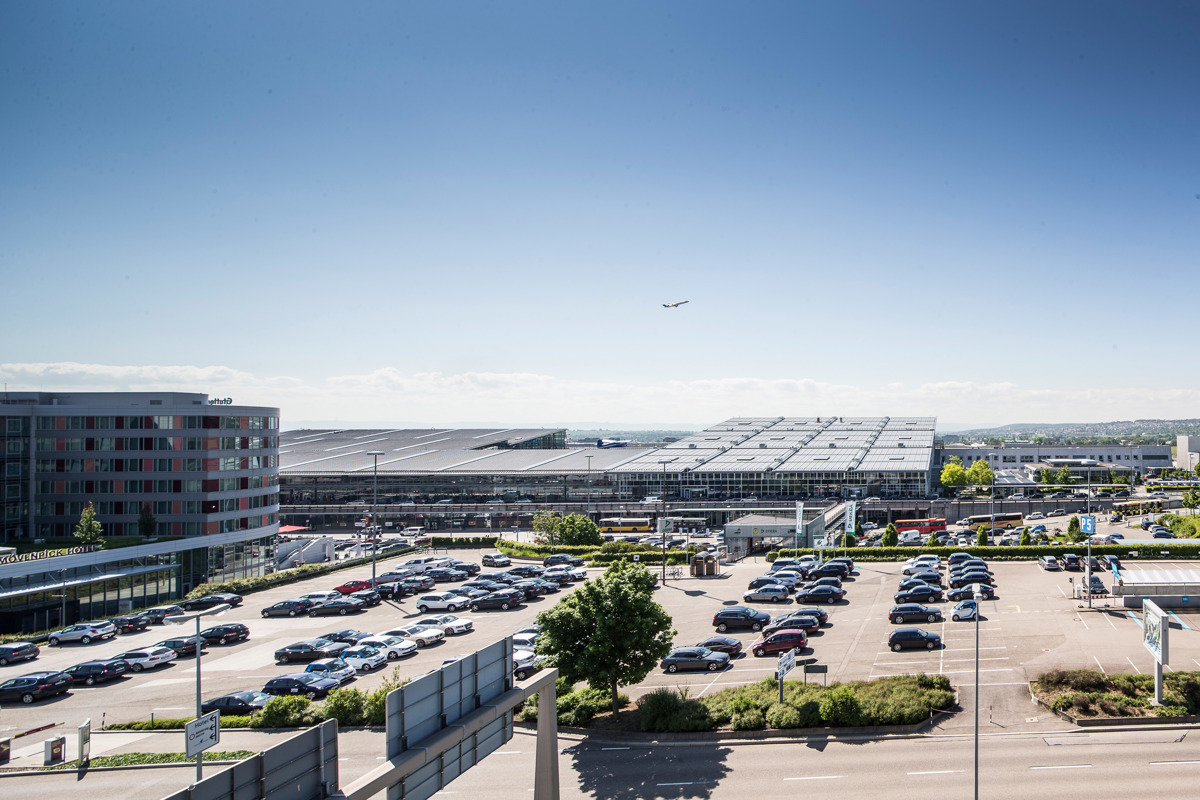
[5,546,1200,739]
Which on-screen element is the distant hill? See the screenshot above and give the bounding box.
[951,419,1200,445]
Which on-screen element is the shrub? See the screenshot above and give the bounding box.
[820,686,864,727]
[259,696,317,728]
[1063,670,1107,693]
[730,708,765,731]
[765,702,804,729]
[322,688,367,727]
[638,688,714,732]
[1154,705,1190,717]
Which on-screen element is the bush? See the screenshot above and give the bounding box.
[730,708,765,731]
[259,696,317,728]
[637,688,714,732]
[765,702,805,729]
[322,688,367,727]
[820,685,864,726]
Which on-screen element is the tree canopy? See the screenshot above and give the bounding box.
[535,560,673,712]
[531,512,603,546]
[939,462,968,488]
[966,460,994,487]
[74,502,105,547]
[881,523,899,548]
[1067,515,1083,543]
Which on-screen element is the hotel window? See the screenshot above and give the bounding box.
[37,417,56,430]
[36,438,56,452]
[183,480,202,492]
[154,459,171,472]
[125,416,144,429]
[153,416,173,429]
[126,459,143,472]
[94,416,115,429]
[221,416,240,430]
[184,417,204,429]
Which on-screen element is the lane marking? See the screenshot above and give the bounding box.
[1127,611,1144,630]
[1031,764,1092,770]
[1151,760,1200,765]
[1128,657,1142,674]
[1078,616,1089,630]
[1166,610,1191,630]
[1104,614,1118,631]
[601,747,630,751]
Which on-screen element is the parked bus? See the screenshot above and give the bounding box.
[892,518,947,534]
[598,517,652,533]
[1114,499,1163,516]
[961,512,1023,529]
[664,516,708,533]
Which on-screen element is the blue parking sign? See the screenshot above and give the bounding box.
[1081,515,1095,535]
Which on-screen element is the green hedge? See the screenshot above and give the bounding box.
[495,541,604,558]
[588,552,692,566]
[766,543,1200,563]
[186,546,418,599]
[431,536,500,548]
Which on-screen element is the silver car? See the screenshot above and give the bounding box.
[48,622,117,646]
[113,646,178,672]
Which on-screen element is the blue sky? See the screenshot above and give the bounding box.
[3,2,1198,428]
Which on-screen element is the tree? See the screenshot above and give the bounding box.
[1067,515,1083,543]
[946,455,964,467]
[881,523,899,548]
[73,502,105,548]
[535,560,673,712]
[844,534,857,548]
[558,513,603,546]
[1195,463,1200,478]
[966,460,994,489]
[1019,529,1032,546]
[531,511,562,545]
[1182,489,1200,517]
[1056,465,1073,486]
[138,504,157,538]
[926,532,940,547]
[1037,468,1055,485]
[939,462,968,488]
[975,525,988,547]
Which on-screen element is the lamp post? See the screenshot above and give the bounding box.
[367,451,385,586]
[585,454,594,517]
[659,459,671,585]
[973,588,984,800]
[988,453,996,540]
[167,603,231,782]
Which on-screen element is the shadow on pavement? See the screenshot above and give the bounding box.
[570,742,732,799]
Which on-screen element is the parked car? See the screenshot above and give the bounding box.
[426,567,469,583]
[894,585,943,604]
[199,623,250,645]
[1152,530,1176,539]
[712,607,772,633]
[749,629,808,657]
[1027,512,1046,520]
[304,658,357,685]
[181,593,243,611]
[513,650,546,681]
[48,622,117,646]
[951,600,978,621]
[414,593,471,613]
[356,635,418,661]
[695,636,743,657]
[202,691,272,715]
[507,581,544,601]
[887,628,942,651]
[109,614,152,634]
[339,646,389,673]
[481,552,511,567]
[112,646,177,672]
[446,561,481,576]
[543,554,585,567]
[763,614,820,635]
[793,606,830,625]
[350,589,383,607]
[334,580,375,595]
[309,598,367,617]
[470,591,524,612]
[743,585,792,604]
[795,585,844,604]
[414,614,474,635]
[274,639,350,664]
[949,572,994,590]
[0,671,72,704]
[262,673,340,699]
[383,625,445,647]
[808,562,850,579]
[660,647,730,673]
[298,591,344,605]
[1104,555,1122,570]
[62,659,128,686]
[1061,554,1081,571]
[947,584,995,602]
[261,599,315,618]
[142,605,186,625]
[398,576,436,594]
[154,636,208,658]
[0,642,40,667]
[888,604,942,624]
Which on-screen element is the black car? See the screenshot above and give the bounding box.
[0,671,72,704]
[949,573,994,590]
[532,578,561,593]
[887,628,942,651]
[1061,554,1082,571]
[462,579,507,593]
[947,584,995,602]
[62,659,129,686]
[537,571,573,586]
[470,591,524,612]
[399,576,436,593]
[182,593,243,611]
[318,630,371,645]
[154,636,209,658]
[142,605,186,625]
[0,642,40,667]
[275,639,350,664]
[199,623,250,645]
[747,576,789,591]
[507,581,544,601]
[262,673,340,699]
[426,567,468,583]
[762,614,820,635]
[889,604,943,624]
[444,586,489,600]
[809,562,850,579]
[804,577,843,591]
[894,585,943,604]
[447,561,481,576]
[898,577,937,593]
[480,572,519,585]
[660,647,730,673]
[261,600,315,618]
[695,636,743,656]
[309,599,366,617]
[202,690,272,715]
[349,590,382,607]
[905,571,943,587]
[508,565,546,578]
[712,606,771,633]
[793,606,830,625]
[109,615,152,634]
[543,554,585,567]
[795,585,844,604]
[374,582,410,600]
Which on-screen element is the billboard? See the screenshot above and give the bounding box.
[1143,599,1168,664]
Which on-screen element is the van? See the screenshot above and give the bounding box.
[402,527,425,536]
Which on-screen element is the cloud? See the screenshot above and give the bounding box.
[2,361,1198,427]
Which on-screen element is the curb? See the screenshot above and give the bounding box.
[0,760,244,778]
[513,717,938,744]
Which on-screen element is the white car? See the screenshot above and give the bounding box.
[339,645,389,672]
[1027,512,1045,520]
[861,522,879,531]
[414,614,474,635]
[298,591,343,604]
[49,622,118,646]
[951,600,978,622]
[114,646,177,672]
[305,658,358,685]
[512,632,539,651]
[414,593,470,613]
[383,625,445,647]
[403,556,454,574]
[357,635,418,660]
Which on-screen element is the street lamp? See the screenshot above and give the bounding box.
[973,587,984,800]
[368,451,385,586]
[585,454,594,517]
[167,603,231,782]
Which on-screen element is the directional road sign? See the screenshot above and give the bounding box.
[185,711,220,758]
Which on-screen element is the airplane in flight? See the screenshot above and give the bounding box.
[662,300,689,308]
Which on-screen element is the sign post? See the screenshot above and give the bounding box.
[776,648,796,703]
[843,501,857,553]
[1143,599,1169,705]
[1081,516,1095,608]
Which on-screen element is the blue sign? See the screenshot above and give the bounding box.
[1081,515,1095,535]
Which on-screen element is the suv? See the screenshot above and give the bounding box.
[62,658,129,685]
[112,646,177,672]
[0,671,72,704]
[0,642,39,667]
[142,605,186,625]
[749,629,808,657]
[109,615,152,634]
[1061,554,1081,571]
[889,604,942,624]
[712,606,771,633]
[481,552,511,567]
[543,554,585,568]
[48,622,117,646]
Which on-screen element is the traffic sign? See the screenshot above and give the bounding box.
[776,648,796,679]
[1081,516,1095,535]
[185,711,220,758]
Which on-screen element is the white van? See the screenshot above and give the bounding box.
[402,526,426,536]
[402,555,452,573]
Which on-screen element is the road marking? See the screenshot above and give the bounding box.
[1127,611,1144,630]
[1151,760,1200,765]
[1078,616,1089,630]
[1031,764,1092,770]
[784,775,845,781]
[1128,658,1142,674]
[1093,656,1106,674]
[1104,614,1118,630]
[1166,610,1190,630]
[908,770,963,775]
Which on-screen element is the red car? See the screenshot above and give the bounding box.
[334,580,374,595]
[749,629,808,657]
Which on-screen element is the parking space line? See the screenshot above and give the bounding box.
[1104,614,1118,630]
[1127,657,1141,674]
[1166,610,1190,631]
[1078,616,1089,630]
[908,770,963,775]
[1094,656,1106,674]
[1031,764,1091,771]
[1127,611,1144,630]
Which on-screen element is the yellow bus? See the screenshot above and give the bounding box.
[1114,500,1163,516]
[598,517,652,533]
